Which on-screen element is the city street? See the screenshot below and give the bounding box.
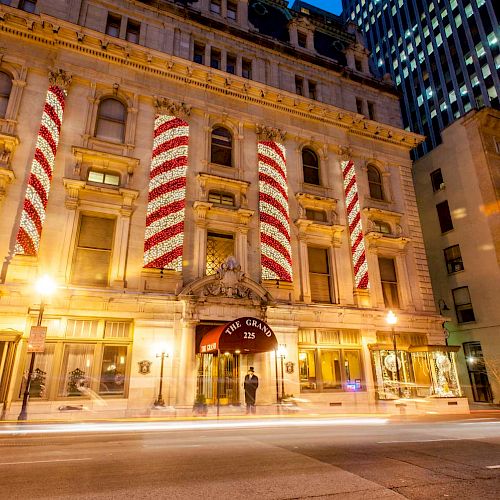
[1,413,500,499]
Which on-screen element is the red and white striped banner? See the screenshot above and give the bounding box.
[143,114,189,271]
[341,159,369,289]
[14,85,67,256]
[258,140,293,282]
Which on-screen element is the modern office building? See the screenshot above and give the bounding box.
[342,0,500,159]
[0,0,465,420]
[414,107,500,404]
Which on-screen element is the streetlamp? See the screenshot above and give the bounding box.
[18,275,57,421]
[154,350,170,407]
[385,310,402,398]
[277,344,287,401]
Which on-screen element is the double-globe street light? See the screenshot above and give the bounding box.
[385,310,402,399]
[18,275,57,421]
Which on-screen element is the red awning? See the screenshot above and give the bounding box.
[198,317,278,354]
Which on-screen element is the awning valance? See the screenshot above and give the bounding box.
[198,317,278,354]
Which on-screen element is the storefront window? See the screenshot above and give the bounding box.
[20,344,55,399]
[99,345,127,395]
[299,349,316,390]
[321,350,342,389]
[59,344,95,397]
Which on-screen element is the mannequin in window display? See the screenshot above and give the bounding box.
[244,367,259,414]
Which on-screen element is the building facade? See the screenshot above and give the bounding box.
[0,0,464,420]
[414,107,500,404]
[342,0,500,158]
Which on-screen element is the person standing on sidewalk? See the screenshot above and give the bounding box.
[244,367,259,414]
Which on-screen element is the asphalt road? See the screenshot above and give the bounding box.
[1,414,500,499]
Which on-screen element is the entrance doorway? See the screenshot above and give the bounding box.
[0,335,21,416]
[463,341,493,402]
[196,353,240,405]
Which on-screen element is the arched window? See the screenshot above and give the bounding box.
[302,148,320,185]
[367,165,384,200]
[210,126,232,166]
[95,98,127,143]
[0,71,12,119]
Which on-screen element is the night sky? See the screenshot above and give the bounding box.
[289,1,343,15]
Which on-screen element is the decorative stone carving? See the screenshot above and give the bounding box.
[338,145,352,161]
[256,124,286,143]
[202,257,258,300]
[154,96,191,118]
[48,68,72,92]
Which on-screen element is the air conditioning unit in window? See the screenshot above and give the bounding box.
[439,182,446,190]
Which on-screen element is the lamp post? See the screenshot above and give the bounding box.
[18,275,57,421]
[386,310,402,398]
[277,344,287,401]
[154,351,169,407]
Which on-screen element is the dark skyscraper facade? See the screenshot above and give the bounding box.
[342,0,500,158]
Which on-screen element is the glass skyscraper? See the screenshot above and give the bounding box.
[342,0,500,158]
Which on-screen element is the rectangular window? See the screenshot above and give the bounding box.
[88,170,120,186]
[242,59,252,79]
[453,286,475,323]
[430,168,444,191]
[226,54,236,74]
[379,257,400,309]
[72,215,115,286]
[210,0,221,15]
[193,42,205,65]
[125,19,140,44]
[308,247,332,303]
[298,31,307,48]
[99,345,128,395]
[20,344,55,398]
[227,1,237,20]
[206,232,234,275]
[367,101,375,120]
[356,98,363,114]
[106,13,121,38]
[355,58,363,71]
[104,321,131,339]
[308,80,317,100]
[208,191,235,206]
[436,200,454,233]
[210,48,221,70]
[66,319,99,338]
[305,209,326,223]
[295,76,304,96]
[20,0,36,13]
[59,343,95,397]
[444,245,464,274]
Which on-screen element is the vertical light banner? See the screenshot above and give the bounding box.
[341,158,370,289]
[257,125,293,283]
[14,70,71,256]
[143,98,190,271]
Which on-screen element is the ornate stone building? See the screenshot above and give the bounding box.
[0,0,465,419]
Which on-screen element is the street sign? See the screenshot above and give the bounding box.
[27,326,47,353]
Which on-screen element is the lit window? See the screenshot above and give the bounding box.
[88,170,120,187]
[72,215,115,286]
[487,33,498,46]
[465,4,473,17]
[444,245,464,274]
[372,220,391,234]
[208,190,235,206]
[430,168,444,192]
[379,257,400,309]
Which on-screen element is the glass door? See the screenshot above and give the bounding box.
[196,353,240,405]
[463,342,492,402]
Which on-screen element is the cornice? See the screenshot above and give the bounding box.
[0,7,423,150]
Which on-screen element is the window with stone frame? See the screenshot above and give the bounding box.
[210,48,221,70]
[367,165,384,200]
[105,13,121,38]
[298,31,308,48]
[95,98,127,143]
[193,42,205,65]
[308,246,333,303]
[308,80,317,100]
[87,169,121,187]
[71,215,115,286]
[206,232,234,275]
[210,0,221,15]
[430,168,444,192]
[372,219,391,234]
[295,75,304,95]
[452,286,476,323]
[208,190,235,207]
[305,209,327,223]
[0,71,12,118]
[378,257,400,309]
[242,59,252,79]
[227,1,238,20]
[126,19,140,44]
[210,126,233,166]
[19,0,37,13]
[226,54,236,74]
[302,148,320,185]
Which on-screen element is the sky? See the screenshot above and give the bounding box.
[288,0,343,15]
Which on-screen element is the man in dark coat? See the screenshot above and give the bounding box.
[244,367,259,414]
